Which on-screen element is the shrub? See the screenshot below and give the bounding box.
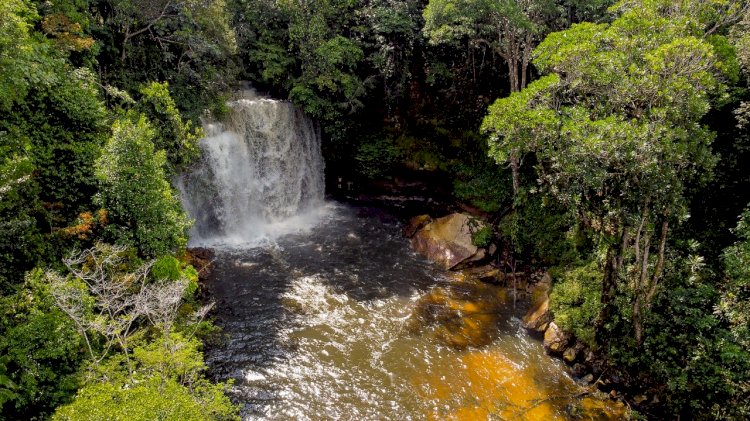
[151,256,199,300]
[152,256,182,282]
[354,136,403,179]
[549,260,603,347]
[471,225,493,248]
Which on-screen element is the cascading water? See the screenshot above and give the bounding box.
[178,90,325,247]
[180,91,626,420]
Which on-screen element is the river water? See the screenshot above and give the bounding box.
[202,203,625,420]
[180,91,624,419]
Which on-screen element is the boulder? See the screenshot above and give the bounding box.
[563,341,586,363]
[410,213,486,270]
[543,322,571,354]
[563,346,579,363]
[403,214,432,238]
[522,273,551,332]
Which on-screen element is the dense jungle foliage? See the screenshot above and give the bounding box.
[1,0,749,419]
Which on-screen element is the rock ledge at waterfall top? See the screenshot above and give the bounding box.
[407,213,486,270]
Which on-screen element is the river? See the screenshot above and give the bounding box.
[201,203,624,420]
[179,91,624,420]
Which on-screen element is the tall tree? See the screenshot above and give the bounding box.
[482,0,742,345]
[423,0,562,93]
[95,115,190,257]
[87,0,238,117]
[423,0,563,197]
[0,0,107,289]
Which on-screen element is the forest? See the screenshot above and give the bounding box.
[1,0,749,419]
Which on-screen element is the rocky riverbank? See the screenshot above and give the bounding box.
[404,211,635,411]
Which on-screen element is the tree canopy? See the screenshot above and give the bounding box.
[1,0,750,418]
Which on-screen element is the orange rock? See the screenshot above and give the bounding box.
[544,322,571,354]
[522,273,552,332]
[410,213,486,270]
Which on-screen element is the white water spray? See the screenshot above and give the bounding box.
[178,91,326,247]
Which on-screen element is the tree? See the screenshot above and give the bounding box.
[52,332,237,421]
[721,206,750,350]
[137,82,202,176]
[107,0,236,61]
[560,0,614,24]
[424,0,563,198]
[423,0,562,93]
[95,116,191,257]
[46,243,235,421]
[0,270,87,419]
[81,0,238,118]
[47,243,211,367]
[732,5,750,127]
[0,1,107,289]
[0,0,39,112]
[482,0,739,345]
[232,0,373,131]
[358,0,422,117]
[714,206,750,417]
[0,151,44,292]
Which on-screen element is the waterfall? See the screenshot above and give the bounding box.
[178,91,326,247]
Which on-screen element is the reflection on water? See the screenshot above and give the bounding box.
[203,204,625,420]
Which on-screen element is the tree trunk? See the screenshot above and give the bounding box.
[119,1,173,62]
[595,230,625,346]
[633,296,644,346]
[508,59,519,93]
[646,220,669,305]
[510,151,520,200]
[634,219,668,347]
[520,34,533,90]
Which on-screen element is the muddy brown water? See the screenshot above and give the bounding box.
[203,203,625,420]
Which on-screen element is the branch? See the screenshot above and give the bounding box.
[121,0,174,60]
[646,220,669,305]
[634,201,649,264]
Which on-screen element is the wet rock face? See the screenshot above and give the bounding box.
[544,322,572,354]
[522,273,552,332]
[410,213,486,270]
[184,247,215,280]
